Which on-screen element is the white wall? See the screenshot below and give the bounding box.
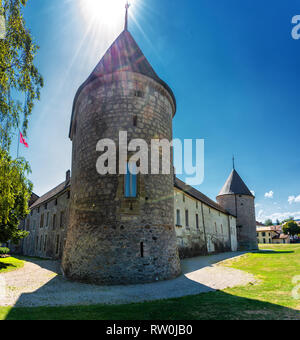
[174,188,237,257]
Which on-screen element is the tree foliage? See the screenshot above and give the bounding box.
[0,0,43,150]
[282,221,300,237]
[282,217,294,224]
[0,148,31,244]
[265,219,273,226]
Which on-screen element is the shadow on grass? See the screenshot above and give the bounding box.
[0,262,16,271]
[2,252,300,320]
[4,290,300,320]
[254,250,294,255]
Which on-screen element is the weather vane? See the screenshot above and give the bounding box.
[125,1,130,31]
[232,156,235,170]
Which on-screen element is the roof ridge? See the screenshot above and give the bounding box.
[174,177,234,216]
[30,181,69,209]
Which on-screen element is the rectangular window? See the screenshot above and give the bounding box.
[133,115,138,127]
[60,211,64,228]
[176,209,181,226]
[221,224,223,234]
[46,212,49,227]
[185,210,189,227]
[40,214,44,228]
[183,194,185,202]
[56,235,60,254]
[53,214,56,230]
[40,235,43,251]
[44,235,47,252]
[196,214,199,229]
[125,163,137,198]
[140,242,144,258]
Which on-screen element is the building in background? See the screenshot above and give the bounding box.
[256,225,291,244]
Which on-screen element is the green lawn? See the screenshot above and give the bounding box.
[0,244,299,320]
[0,257,24,274]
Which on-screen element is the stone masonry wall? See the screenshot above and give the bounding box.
[217,194,258,250]
[174,188,237,258]
[21,188,70,259]
[62,72,181,285]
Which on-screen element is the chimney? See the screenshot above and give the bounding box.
[66,170,71,185]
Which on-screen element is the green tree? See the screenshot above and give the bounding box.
[0,0,43,150]
[0,149,31,244]
[282,221,300,237]
[282,217,294,224]
[276,219,281,226]
[265,219,273,226]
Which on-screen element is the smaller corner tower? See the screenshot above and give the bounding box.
[216,162,258,251]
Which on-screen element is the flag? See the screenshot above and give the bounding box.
[20,132,29,148]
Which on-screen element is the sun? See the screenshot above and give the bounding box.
[80,0,134,27]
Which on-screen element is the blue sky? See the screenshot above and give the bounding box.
[10,0,300,223]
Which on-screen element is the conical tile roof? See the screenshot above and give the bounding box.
[217,169,254,197]
[69,30,176,138]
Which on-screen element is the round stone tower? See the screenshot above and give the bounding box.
[61,25,181,284]
[216,169,258,251]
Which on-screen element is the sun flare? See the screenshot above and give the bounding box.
[80,0,134,27]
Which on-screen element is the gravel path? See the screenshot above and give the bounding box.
[0,252,256,307]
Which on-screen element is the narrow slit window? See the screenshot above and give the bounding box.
[133,115,138,127]
[185,210,189,227]
[40,235,43,251]
[125,163,137,198]
[140,242,144,258]
[44,235,47,252]
[53,214,56,230]
[56,235,60,254]
[176,209,181,226]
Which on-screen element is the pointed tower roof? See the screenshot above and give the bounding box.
[69,30,176,138]
[217,169,254,197]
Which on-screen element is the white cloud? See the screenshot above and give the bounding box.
[257,209,264,220]
[256,211,300,223]
[288,195,300,204]
[264,191,274,199]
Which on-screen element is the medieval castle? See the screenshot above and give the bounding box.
[19,15,258,285]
